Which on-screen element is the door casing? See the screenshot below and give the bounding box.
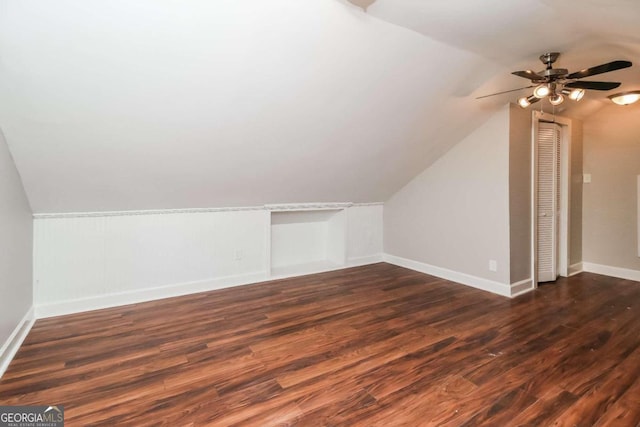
[531,111,572,286]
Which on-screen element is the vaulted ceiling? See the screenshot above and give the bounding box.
[0,0,638,213]
[366,0,640,118]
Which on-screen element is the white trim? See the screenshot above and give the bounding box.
[270,261,345,281]
[264,211,272,278]
[383,254,512,297]
[265,203,352,211]
[352,202,384,207]
[568,262,583,276]
[32,202,384,219]
[0,307,35,379]
[347,254,383,267]
[35,271,269,319]
[531,112,539,287]
[582,262,640,282]
[510,278,534,297]
[531,111,573,285]
[33,206,265,219]
[559,120,571,277]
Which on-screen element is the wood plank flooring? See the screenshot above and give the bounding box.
[1,263,640,426]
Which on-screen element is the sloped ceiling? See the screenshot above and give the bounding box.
[0,0,638,213]
[367,0,640,118]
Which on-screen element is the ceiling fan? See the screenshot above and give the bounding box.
[478,52,632,108]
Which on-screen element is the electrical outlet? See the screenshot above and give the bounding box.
[489,260,497,272]
[235,249,243,261]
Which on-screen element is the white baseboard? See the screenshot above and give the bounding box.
[568,262,583,277]
[34,254,387,319]
[383,253,512,297]
[268,254,382,280]
[0,306,35,379]
[270,261,345,280]
[35,271,269,319]
[346,254,383,267]
[510,278,534,297]
[582,262,640,282]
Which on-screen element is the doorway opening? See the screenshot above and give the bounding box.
[531,111,572,286]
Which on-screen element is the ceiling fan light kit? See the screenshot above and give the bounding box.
[533,84,552,98]
[608,90,640,106]
[481,52,632,108]
[562,88,585,101]
[518,94,539,108]
[549,93,564,106]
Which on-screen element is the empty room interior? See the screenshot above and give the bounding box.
[2,0,640,425]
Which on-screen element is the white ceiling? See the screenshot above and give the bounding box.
[367,0,640,117]
[0,0,638,212]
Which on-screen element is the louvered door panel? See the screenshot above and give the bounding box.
[537,123,561,282]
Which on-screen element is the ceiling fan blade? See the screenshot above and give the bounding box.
[565,81,621,91]
[476,85,535,99]
[511,70,544,81]
[567,60,632,79]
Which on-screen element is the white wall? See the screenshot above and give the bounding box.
[0,128,33,376]
[34,209,270,317]
[34,204,383,317]
[508,104,532,284]
[347,204,383,264]
[582,104,640,279]
[384,106,512,295]
[271,210,336,268]
[569,117,584,268]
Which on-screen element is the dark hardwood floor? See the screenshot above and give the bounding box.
[1,263,639,426]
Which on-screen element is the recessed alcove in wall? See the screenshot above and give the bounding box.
[270,209,346,278]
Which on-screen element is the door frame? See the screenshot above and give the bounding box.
[531,111,572,287]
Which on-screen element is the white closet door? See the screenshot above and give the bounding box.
[537,123,561,282]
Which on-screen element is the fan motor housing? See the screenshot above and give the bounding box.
[540,52,560,65]
[541,68,568,78]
